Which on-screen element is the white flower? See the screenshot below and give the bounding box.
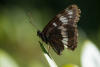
[81,40,100,67]
[0,49,19,67]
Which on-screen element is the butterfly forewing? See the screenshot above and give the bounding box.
[38,4,81,55]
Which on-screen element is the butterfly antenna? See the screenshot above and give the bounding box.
[27,12,39,30]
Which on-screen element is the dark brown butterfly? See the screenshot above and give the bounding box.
[37,4,81,55]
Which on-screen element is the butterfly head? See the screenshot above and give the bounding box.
[37,30,42,38]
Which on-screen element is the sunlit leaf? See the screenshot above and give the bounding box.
[62,64,78,67]
[81,40,100,67]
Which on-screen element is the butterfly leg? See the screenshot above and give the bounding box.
[47,45,51,53]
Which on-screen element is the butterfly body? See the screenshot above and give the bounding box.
[37,4,81,55]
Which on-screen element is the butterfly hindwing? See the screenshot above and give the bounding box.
[66,24,78,50]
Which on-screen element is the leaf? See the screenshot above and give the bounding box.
[39,41,50,57]
[39,41,58,67]
[62,64,78,67]
[81,40,100,67]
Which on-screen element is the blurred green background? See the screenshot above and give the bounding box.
[0,0,100,67]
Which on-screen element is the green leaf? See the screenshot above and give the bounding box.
[62,64,78,67]
[39,41,58,67]
[39,41,50,57]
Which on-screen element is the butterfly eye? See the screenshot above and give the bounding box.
[37,30,41,36]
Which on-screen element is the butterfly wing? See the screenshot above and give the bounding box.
[41,4,81,55]
[48,27,64,55]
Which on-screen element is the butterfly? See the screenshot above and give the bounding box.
[37,4,81,55]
